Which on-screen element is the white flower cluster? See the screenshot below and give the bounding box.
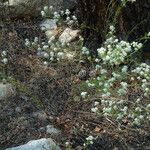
[81,92,87,98]
[64,9,78,26]
[82,47,90,55]
[41,6,78,27]
[41,5,53,17]
[132,63,150,97]
[100,97,150,126]
[84,61,149,99]
[25,35,76,65]
[83,135,94,147]
[83,62,150,126]
[118,82,128,96]
[91,101,99,113]
[1,50,8,65]
[35,6,80,65]
[97,26,142,65]
[25,37,39,47]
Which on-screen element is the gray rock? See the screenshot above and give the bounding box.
[40,19,57,31]
[39,127,46,132]
[5,138,61,150]
[32,111,48,121]
[78,69,87,80]
[0,83,15,100]
[46,125,61,136]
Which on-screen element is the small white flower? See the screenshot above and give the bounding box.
[65,142,70,146]
[66,17,70,21]
[65,9,71,15]
[41,11,46,17]
[117,114,123,120]
[136,98,141,103]
[72,15,77,20]
[101,69,107,74]
[146,104,150,109]
[137,76,141,80]
[43,61,48,66]
[145,88,149,92]
[105,55,110,61]
[1,51,7,57]
[109,25,115,32]
[43,45,49,50]
[95,64,100,70]
[37,47,42,52]
[139,115,144,120]
[25,41,30,46]
[34,37,38,43]
[43,6,48,12]
[103,107,112,113]
[57,52,65,59]
[82,47,89,55]
[66,53,74,60]
[135,107,142,112]
[86,135,94,141]
[60,10,64,15]
[122,106,128,112]
[91,107,98,113]
[97,47,106,56]
[54,11,58,16]
[94,101,99,106]
[133,118,140,126]
[81,92,87,98]
[95,58,100,62]
[2,58,8,64]
[49,6,53,10]
[50,57,54,61]
[43,52,49,58]
[122,66,128,73]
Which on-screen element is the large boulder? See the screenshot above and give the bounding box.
[1,0,76,18]
[5,138,61,150]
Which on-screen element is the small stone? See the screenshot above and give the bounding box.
[0,83,15,100]
[40,19,57,31]
[48,116,54,120]
[78,69,87,80]
[39,127,46,132]
[59,28,80,44]
[32,111,48,121]
[15,107,21,113]
[46,125,61,136]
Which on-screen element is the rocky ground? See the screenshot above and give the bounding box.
[0,1,150,150]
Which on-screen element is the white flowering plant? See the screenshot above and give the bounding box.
[0,50,9,80]
[83,135,95,148]
[78,25,150,127]
[24,6,83,66]
[97,25,143,66]
[41,6,78,28]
